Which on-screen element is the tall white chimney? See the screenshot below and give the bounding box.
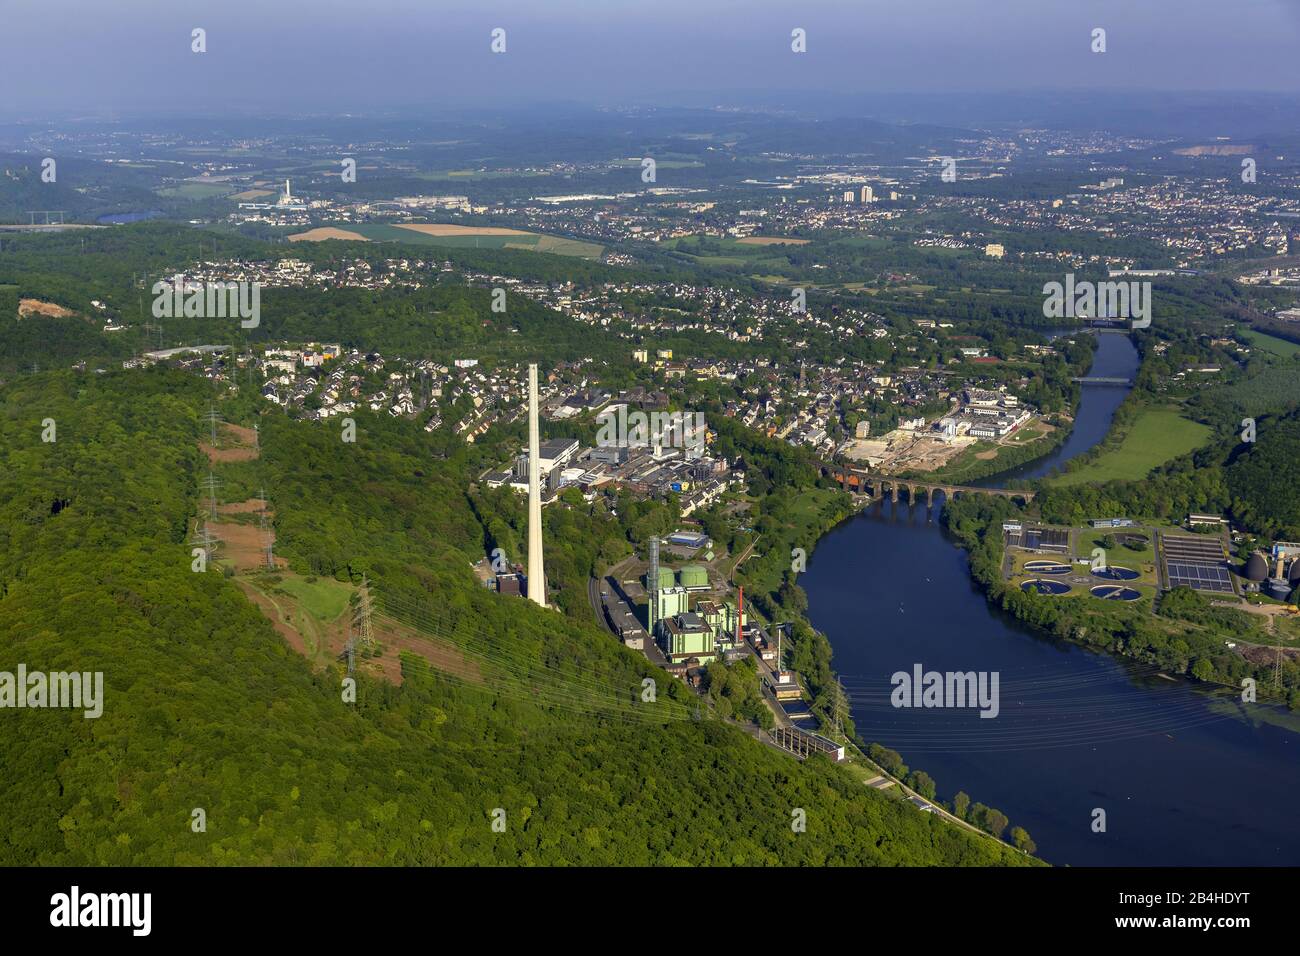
[527,363,547,607]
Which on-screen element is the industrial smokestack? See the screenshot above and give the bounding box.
[527,363,547,607]
[648,536,659,638]
[736,586,743,649]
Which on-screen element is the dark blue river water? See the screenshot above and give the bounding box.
[803,332,1300,865]
[976,331,1135,484]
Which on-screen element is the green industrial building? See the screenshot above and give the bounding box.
[644,549,744,665]
[647,588,744,665]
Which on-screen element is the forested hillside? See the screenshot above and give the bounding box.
[0,369,1028,865]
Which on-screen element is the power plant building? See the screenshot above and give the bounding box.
[662,611,715,663]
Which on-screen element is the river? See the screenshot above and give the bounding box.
[802,331,1300,865]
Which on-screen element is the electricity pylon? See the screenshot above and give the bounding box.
[353,576,375,649]
[203,404,222,447]
[258,488,275,569]
[199,472,222,516]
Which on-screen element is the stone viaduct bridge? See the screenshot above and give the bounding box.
[822,463,1035,505]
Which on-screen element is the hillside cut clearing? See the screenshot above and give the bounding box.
[18,298,75,318]
[200,422,260,463]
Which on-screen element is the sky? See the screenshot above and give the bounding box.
[2,0,1299,119]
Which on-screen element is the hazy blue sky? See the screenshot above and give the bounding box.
[3,0,1299,118]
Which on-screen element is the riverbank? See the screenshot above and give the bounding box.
[801,493,1300,865]
[797,328,1300,864]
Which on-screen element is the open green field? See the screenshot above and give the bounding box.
[610,158,705,169]
[273,574,352,620]
[1083,530,1157,568]
[1244,328,1300,358]
[234,571,355,668]
[1050,408,1211,486]
[922,427,1056,483]
[663,235,801,257]
[156,182,232,200]
[302,222,603,259]
[1006,423,1052,444]
[409,169,551,181]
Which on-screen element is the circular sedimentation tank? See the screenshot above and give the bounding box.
[1115,532,1150,548]
[1022,579,1071,595]
[1090,585,1141,601]
[1091,565,1139,581]
[1024,560,1071,575]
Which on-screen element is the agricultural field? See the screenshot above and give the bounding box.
[1243,328,1300,358]
[289,222,602,258]
[156,181,233,200]
[1050,407,1211,486]
[735,236,810,246]
[409,168,551,181]
[288,226,370,242]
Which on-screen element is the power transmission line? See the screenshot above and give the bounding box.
[354,576,375,649]
[199,472,222,516]
[189,524,221,564]
[258,488,275,570]
[141,322,163,350]
[203,404,222,447]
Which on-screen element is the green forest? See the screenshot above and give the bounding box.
[0,367,1029,865]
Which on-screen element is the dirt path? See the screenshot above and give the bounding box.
[235,580,311,657]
